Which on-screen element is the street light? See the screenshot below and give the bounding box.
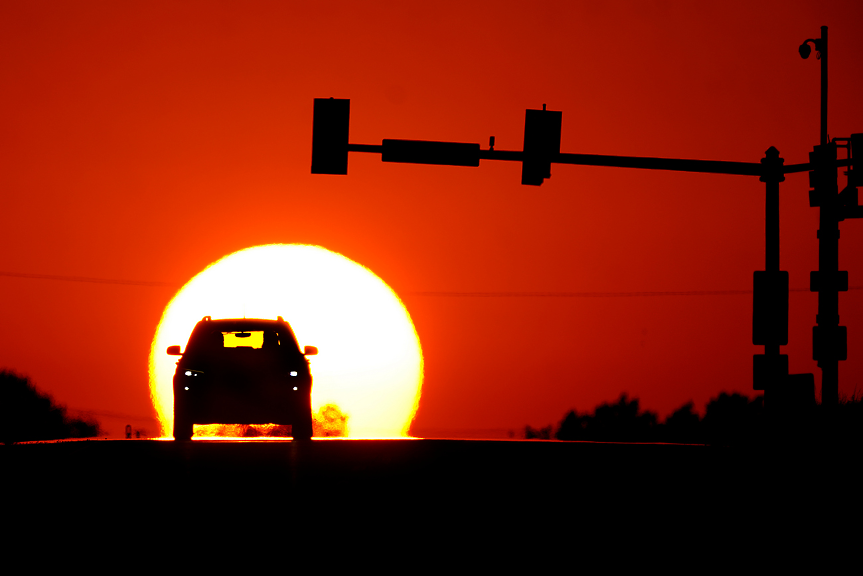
[799,26,827,145]
[798,38,822,60]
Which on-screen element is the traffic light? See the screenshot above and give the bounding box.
[839,134,863,207]
[311,98,350,175]
[521,106,562,186]
[850,133,863,188]
[753,270,789,347]
[808,141,837,207]
[841,133,863,212]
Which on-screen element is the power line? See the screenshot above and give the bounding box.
[3,270,861,297]
[405,289,753,298]
[403,288,854,298]
[0,271,180,288]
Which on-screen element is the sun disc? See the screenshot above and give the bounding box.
[148,244,423,438]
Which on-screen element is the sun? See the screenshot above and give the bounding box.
[149,244,423,438]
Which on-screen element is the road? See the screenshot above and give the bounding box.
[3,438,852,551]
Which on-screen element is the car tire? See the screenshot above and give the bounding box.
[173,399,193,441]
[174,420,193,441]
[293,404,313,441]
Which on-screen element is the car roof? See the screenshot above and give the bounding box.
[196,318,288,331]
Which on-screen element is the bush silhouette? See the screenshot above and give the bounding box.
[541,392,774,445]
[554,394,659,442]
[524,424,553,439]
[1,370,101,444]
[702,392,763,446]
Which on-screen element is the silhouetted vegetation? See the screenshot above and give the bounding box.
[701,392,764,445]
[524,424,553,439]
[191,404,348,438]
[525,390,863,445]
[1,370,101,444]
[312,404,348,437]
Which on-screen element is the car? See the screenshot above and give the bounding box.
[166,315,318,441]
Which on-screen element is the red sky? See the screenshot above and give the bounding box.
[2,1,862,437]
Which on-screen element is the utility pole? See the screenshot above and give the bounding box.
[809,140,844,407]
[799,26,858,407]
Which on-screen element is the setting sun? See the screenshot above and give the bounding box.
[149,244,423,438]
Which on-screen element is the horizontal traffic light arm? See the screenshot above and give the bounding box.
[347,140,851,177]
[555,152,760,176]
[784,158,850,174]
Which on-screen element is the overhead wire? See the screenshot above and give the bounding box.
[3,270,860,297]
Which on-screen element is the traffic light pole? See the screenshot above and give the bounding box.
[800,26,855,407]
[312,97,856,413]
[753,148,794,406]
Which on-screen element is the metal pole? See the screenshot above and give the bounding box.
[754,147,788,402]
[764,148,781,274]
[821,25,828,146]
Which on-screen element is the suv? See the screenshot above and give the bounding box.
[167,316,317,441]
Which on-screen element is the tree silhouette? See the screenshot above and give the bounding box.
[590,394,659,442]
[313,403,348,437]
[554,394,659,442]
[554,409,587,441]
[0,370,101,444]
[663,401,702,444]
[524,424,553,439]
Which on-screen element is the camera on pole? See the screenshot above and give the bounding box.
[521,105,562,186]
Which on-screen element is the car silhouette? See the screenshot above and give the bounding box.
[166,315,317,441]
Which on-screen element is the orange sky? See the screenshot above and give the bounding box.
[2,1,862,437]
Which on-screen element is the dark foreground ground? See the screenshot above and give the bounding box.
[3,438,858,559]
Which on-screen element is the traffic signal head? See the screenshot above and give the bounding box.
[808,142,837,207]
[311,98,350,175]
[850,133,863,188]
[521,106,562,186]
